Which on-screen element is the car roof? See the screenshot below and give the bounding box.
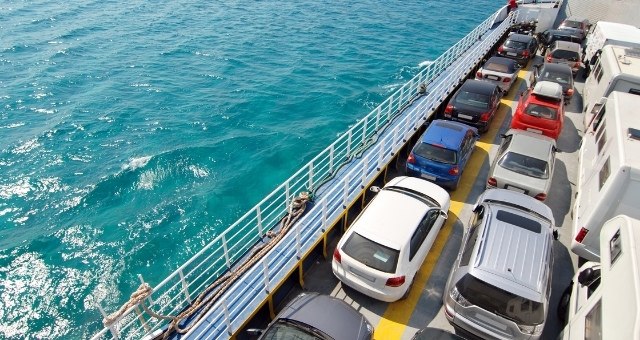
[551,40,581,51]
[504,129,556,160]
[563,16,587,24]
[352,177,448,248]
[539,62,573,74]
[507,33,535,42]
[460,79,497,94]
[532,81,563,100]
[485,56,517,67]
[421,120,472,150]
[470,189,555,301]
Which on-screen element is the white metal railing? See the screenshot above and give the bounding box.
[91,8,516,340]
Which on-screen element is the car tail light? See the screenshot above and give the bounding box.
[522,50,530,58]
[476,71,482,78]
[502,77,511,83]
[385,276,405,287]
[534,193,547,201]
[407,153,416,164]
[450,286,471,307]
[487,177,497,187]
[448,166,459,175]
[333,248,341,263]
[546,54,552,62]
[498,45,504,53]
[575,227,589,243]
[567,88,574,96]
[445,104,454,114]
[479,112,491,122]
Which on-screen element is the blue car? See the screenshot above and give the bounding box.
[406,120,479,190]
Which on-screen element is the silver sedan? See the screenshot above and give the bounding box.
[475,56,520,93]
[486,129,557,201]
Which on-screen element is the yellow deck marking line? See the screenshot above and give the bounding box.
[374,69,529,339]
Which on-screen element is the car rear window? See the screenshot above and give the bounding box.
[414,142,457,164]
[540,71,571,85]
[525,103,558,119]
[456,90,491,109]
[456,274,545,326]
[498,151,549,179]
[551,49,579,61]
[562,20,582,29]
[504,40,527,49]
[342,232,399,273]
[485,62,511,73]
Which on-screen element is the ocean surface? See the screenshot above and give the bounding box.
[0,1,501,338]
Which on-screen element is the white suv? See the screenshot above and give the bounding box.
[332,176,450,302]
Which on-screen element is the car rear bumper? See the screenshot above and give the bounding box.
[510,121,560,140]
[406,166,458,188]
[331,262,405,302]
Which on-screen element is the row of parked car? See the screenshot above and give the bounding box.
[328,16,586,340]
[251,16,591,340]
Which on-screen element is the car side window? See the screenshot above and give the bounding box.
[460,206,484,267]
[409,210,439,261]
[498,135,513,156]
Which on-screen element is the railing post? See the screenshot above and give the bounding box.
[387,96,393,121]
[222,234,231,268]
[329,144,335,173]
[98,304,119,340]
[223,299,232,336]
[347,130,352,156]
[361,155,368,189]
[375,106,381,131]
[262,260,270,293]
[342,175,350,209]
[285,181,291,207]
[257,206,263,237]
[308,163,314,190]
[377,143,384,171]
[179,269,192,304]
[392,127,399,152]
[362,116,368,145]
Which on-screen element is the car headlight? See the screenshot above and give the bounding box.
[450,286,471,307]
[517,323,544,336]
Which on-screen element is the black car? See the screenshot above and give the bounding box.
[248,292,374,340]
[443,79,501,133]
[532,63,575,103]
[496,33,538,66]
[537,29,583,55]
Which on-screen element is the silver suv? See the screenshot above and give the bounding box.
[544,41,582,76]
[443,189,556,340]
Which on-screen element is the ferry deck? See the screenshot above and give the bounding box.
[91,0,640,339]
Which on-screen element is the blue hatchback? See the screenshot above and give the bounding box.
[406,120,479,190]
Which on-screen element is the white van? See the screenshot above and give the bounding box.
[582,45,640,127]
[572,91,640,261]
[583,21,640,66]
[558,215,640,340]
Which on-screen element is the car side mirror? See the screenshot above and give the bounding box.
[440,210,449,219]
[369,186,381,193]
[500,133,507,138]
[553,229,559,240]
[578,267,601,286]
[553,146,562,153]
[247,329,264,336]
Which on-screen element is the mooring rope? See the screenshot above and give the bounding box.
[103,192,310,339]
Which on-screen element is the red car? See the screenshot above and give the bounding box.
[510,81,564,140]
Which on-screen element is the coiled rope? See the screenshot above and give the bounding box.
[103,192,310,338]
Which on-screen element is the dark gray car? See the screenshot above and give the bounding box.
[443,79,501,133]
[249,292,373,340]
[497,33,538,66]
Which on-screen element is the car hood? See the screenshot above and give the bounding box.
[279,293,372,340]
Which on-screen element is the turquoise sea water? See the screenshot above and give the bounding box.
[0,1,500,338]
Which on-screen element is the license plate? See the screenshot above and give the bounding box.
[458,114,473,120]
[349,266,375,282]
[526,128,542,134]
[506,185,526,193]
[487,75,499,80]
[421,173,436,181]
[507,52,517,56]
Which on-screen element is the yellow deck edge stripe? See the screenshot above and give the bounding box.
[374,70,528,339]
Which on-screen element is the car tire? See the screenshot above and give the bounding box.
[557,282,573,324]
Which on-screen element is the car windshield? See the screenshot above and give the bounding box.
[551,49,579,61]
[261,319,330,340]
[562,20,582,29]
[539,70,571,85]
[485,62,511,73]
[504,40,527,49]
[456,274,545,326]
[498,151,549,179]
[456,90,491,109]
[525,103,558,119]
[342,232,399,273]
[414,142,457,164]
